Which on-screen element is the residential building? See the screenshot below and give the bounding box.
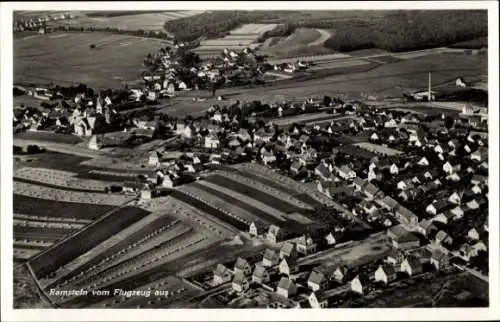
[374,265,397,285]
[276,277,297,298]
[252,265,270,284]
[232,273,249,292]
[213,264,232,285]
[233,257,252,276]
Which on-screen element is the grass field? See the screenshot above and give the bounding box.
[15,32,172,89]
[260,28,335,58]
[46,11,204,31]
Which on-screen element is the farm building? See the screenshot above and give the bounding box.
[276,277,297,299]
[252,265,270,285]
[296,235,317,255]
[350,274,370,295]
[232,273,250,293]
[262,249,279,267]
[308,291,329,308]
[400,256,423,276]
[307,270,328,291]
[374,265,397,285]
[233,257,252,276]
[213,264,232,285]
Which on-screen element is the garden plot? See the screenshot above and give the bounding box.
[40,213,177,289]
[205,174,303,213]
[229,24,280,35]
[211,170,313,210]
[14,218,86,230]
[197,180,287,222]
[13,181,130,206]
[14,226,76,243]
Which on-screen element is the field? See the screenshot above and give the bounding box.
[259,28,335,58]
[15,32,172,89]
[194,23,280,58]
[45,11,204,31]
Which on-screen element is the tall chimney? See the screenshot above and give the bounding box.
[428,71,432,101]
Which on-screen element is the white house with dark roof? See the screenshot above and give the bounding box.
[266,225,284,244]
[374,265,397,284]
[307,270,328,291]
[296,235,317,255]
[400,256,423,276]
[350,274,370,294]
[262,248,279,267]
[232,273,249,292]
[280,242,298,260]
[308,291,329,308]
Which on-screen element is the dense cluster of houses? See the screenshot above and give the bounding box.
[13,13,75,32]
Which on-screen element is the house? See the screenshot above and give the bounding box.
[232,273,249,292]
[261,149,276,165]
[307,270,328,291]
[414,219,438,237]
[426,199,451,216]
[350,274,370,294]
[458,244,476,262]
[296,235,317,255]
[262,248,279,267]
[233,257,252,276]
[267,225,284,244]
[148,151,161,166]
[470,147,488,162]
[418,157,429,166]
[400,256,423,276]
[88,135,102,150]
[389,163,399,175]
[471,185,482,195]
[278,257,296,276]
[470,174,487,186]
[325,232,337,246]
[315,162,333,181]
[364,183,382,200]
[308,291,329,308]
[432,211,454,225]
[252,265,270,284]
[395,207,419,228]
[443,161,461,174]
[204,134,220,149]
[276,277,297,298]
[448,191,463,205]
[248,222,262,237]
[352,177,366,191]
[430,248,449,270]
[333,265,348,283]
[376,196,399,212]
[386,250,404,267]
[434,230,453,246]
[213,264,232,285]
[374,265,397,285]
[280,242,298,260]
[290,158,307,176]
[370,132,379,141]
[336,165,356,180]
[397,179,411,191]
[467,228,481,241]
[450,206,465,220]
[392,232,420,250]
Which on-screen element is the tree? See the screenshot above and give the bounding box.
[323,95,332,107]
[444,115,455,129]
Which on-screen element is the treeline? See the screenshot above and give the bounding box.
[323,10,488,52]
[50,24,174,41]
[163,11,287,42]
[85,11,165,18]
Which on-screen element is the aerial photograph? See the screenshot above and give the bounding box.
[11,7,490,310]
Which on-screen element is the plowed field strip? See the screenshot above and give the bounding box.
[205,174,302,213]
[189,182,282,225]
[180,185,266,225]
[42,214,176,289]
[170,190,248,231]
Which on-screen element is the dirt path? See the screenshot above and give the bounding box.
[308,29,332,47]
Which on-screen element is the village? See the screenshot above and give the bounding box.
[13,55,489,307]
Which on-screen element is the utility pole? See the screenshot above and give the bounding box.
[428,71,432,102]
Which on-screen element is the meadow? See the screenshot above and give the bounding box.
[15,32,171,89]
